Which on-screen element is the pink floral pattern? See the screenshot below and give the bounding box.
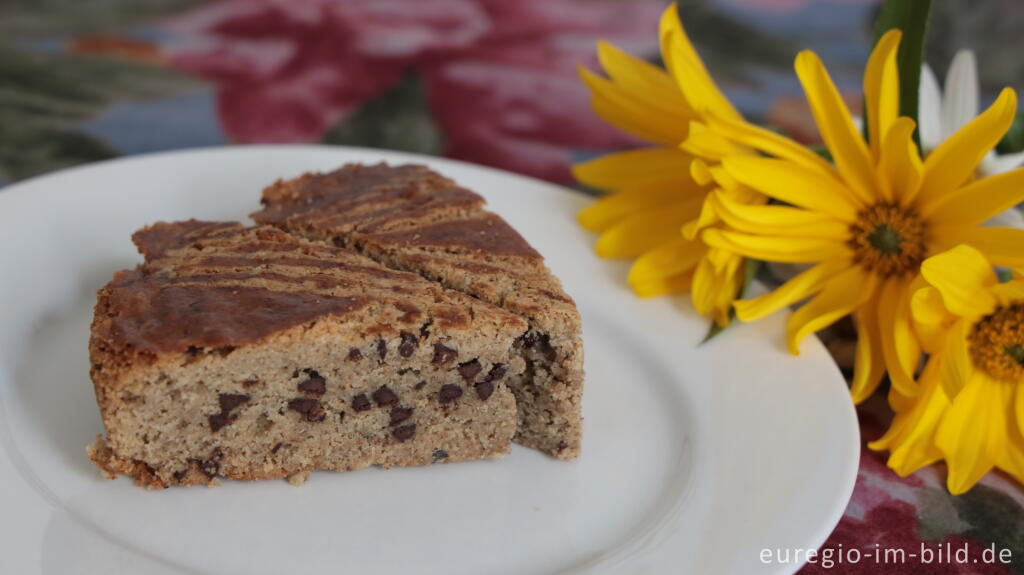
[166,0,659,183]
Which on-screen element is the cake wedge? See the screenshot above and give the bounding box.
[253,164,584,458]
[88,220,527,487]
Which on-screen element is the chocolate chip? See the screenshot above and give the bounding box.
[351,393,372,412]
[474,380,495,401]
[414,380,427,390]
[420,321,432,339]
[389,406,414,426]
[173,468,188,481]
[208,412,232,432]
[210,393,250,431]
[372,386,399,407]
[347,348,363,361]
[432,343,458,364]
[297,371,326,395]
[287,398,317,414]
[432,449,448,463]
[457,359,482,382]
[199,448,223,478]
[214,345,236,357]
[519,332,538,348]
[398,331,418,358]
[199,460,220,478]
[271,442,283,454]
[218,393,250,413]
[377,338,387,361]
[393,424,416,442]
[484,364,507,382]
[556,441,569,451]
[519,333,555,360]
[439,384,463,404]
[339,411,346,422]
[288,398,325,422]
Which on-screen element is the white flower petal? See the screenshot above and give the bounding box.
[942,50,979,137]
[919,64,944,152]
[983,206,1024,229]
[979,150,1024,177]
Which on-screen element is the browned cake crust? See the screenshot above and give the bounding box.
[252,164,584,458]
[89,221,528,487]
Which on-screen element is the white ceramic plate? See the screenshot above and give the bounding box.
[0,146,858,575]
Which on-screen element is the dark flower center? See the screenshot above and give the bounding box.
[848,203,927,277]
[968,304,1024,382]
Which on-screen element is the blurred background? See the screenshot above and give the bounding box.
[2,0,1022,188]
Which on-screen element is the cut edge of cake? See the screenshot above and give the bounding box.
[251,163,584,459]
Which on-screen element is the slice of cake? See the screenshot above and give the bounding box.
[88,221,528,488]
[252,164,584,458]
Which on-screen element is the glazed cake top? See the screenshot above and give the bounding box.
[251,163,579,334]
[91,221,526,366]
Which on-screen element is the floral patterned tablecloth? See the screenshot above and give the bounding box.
[2,0,1021,572]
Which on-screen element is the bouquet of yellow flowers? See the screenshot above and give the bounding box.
[576,1,1024,494]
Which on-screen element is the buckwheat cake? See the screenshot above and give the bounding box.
[88,221,528,487]
[252,163,584,458]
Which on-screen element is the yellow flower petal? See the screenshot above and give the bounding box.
[596,40,694,121]
[869,359,947,476]
[690,158,713,186]
[627,236,705,286]
[580,66,689,146]
[992,279,1024,306]
[864,29,901,162]
[706,164,743,192]
[935,373,1009,495]
[920,244,999,317]
[916,88,1018,207]
[702,229,848,263]
[923,167,1024,227]
[938,319,973,399]
[910,285,955,353]
[711,190,850,239]
[692,251,743,326]
[681,196,719,240]
[681,121,748,160]
[795,50,878,204]
[1000,429,1024,486]
[659,5,741,122]
[631,270,694,298]
[578,179,702,233]
[595,198,703,258]
[877,278,921,398]
[734,259,850,322]
[721,157,861,220]
[786,266,877,355]
[700,111,836,176]
[1017,387,1024,454]
[877,117,923,205]
[934,226,1024,269]
[850,293,886,403]
[573,148,694,191]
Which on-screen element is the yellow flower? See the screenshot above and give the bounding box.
[699,30,1024,401]
[869,245,1024,494]
[573,5,756,326]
